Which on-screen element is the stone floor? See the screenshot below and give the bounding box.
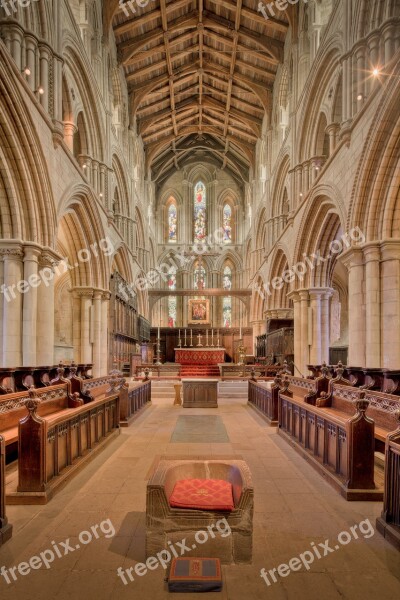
[1,396,400,600]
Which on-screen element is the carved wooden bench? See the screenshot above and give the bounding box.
[279,390,382,501]
[316,384,400,452]
[0,435,12,546]
[0,383,83,457]
[6,388,120,504]
[376,411,400,551]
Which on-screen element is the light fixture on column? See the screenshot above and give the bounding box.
[99,193,103,198]
[299,193,303,198]
[21,67,31,76]
[357,93,364,101]
[372,67,380,77]
[35,86,45,98]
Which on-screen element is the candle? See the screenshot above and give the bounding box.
[157,326,160,339]
[240,326,242,339]
[178,329,181,339]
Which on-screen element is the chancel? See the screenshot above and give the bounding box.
[0,1,399,598]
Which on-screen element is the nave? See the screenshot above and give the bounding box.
[1,394,399,600]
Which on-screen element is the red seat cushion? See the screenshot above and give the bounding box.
[169,479,234,511]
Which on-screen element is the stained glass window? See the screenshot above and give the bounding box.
[194,181,206,242]
[223,204,232,243]
[223,297,232,328]
[168,268,177,327]
[193,261,206,290]
[168,297,177,327]
[223,266,232,290]
[168,202,177,242]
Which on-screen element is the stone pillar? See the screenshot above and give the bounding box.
[363,244,381,367]
[92,291,102,377]
[22,246,41,366]
[342,249,365,366]
[0,258,3,365]
[101,292,110,374]
[36,253,55,365]
[10,25,24,70]
[182,270,189,327]
[380,241,400,369]
[288,291,301,374]
[79,290,93,364]
[1,247,24,367]
[70,289,81,363]
[321,289,333,364]
[299,290,309,375]
[39,44,51,112]
[25,35,37,93]
[308,289,322,365]
[326,123,339,156]
[63,122,77,152]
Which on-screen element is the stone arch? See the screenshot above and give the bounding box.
[293,191,346,289]
[348,62,400,241]
[0,44,56,247]
[57,184,109,290]
[267,247,292,311]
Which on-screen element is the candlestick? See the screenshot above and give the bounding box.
[184,329,187,347]
[190,329,193,347]
[211,329,214,347]
[206,329,209,346]
[157,326,160,340]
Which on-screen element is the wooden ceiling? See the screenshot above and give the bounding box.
[109,1,290,185]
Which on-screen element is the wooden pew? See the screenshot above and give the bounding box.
[377,411,400,551]
[248,378,280,425]
[0,435,12,546]
[278,388,382,501]
[0,383,83,459]
[6,387,120,504]
[57,366,152,426]
[279,370,331,406]
[316,384,400,453]
[119,380,152,427]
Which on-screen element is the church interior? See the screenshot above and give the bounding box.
[0,0,400,598]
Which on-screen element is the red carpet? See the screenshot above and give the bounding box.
[180,364,220,377]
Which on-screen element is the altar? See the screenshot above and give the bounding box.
[174,348,225,365]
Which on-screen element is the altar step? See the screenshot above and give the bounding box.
[218,380,249,398]
[151,381,177,399]
[180,365,220,377]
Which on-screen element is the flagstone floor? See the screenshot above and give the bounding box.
[1,396,399,600]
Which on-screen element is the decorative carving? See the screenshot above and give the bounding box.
[24,387,41,415]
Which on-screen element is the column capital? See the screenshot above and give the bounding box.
[380,240,400,261]
[298,289,310,301]
[308,287,334,299]
[23,245,42,262]
[287,290,300,303]
[362,242,381,263]
[70,287,94,299]
[0,243,24,259]
[340,247,364,269]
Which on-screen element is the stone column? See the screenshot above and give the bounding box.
[79,289,93,364]
[22,246,41,366]
[101,292,110,374]
[0,258,3,365]
[36,253,56,365]
[341,249,365,366]
[92,290,102,377]
[25,35,37,93]
[70,289,81,363]
[326,123,340,156]
[288,291,301,373]
[39,44,51,112]
[321,289,333,364]
[182,270,189,327]
[363,244,381,367]
[63,122,77,152]
[380,241,400,368]
[308,289,322,365]
[299,289,309,375]
[1,247,24,367]
[10,25,24,70]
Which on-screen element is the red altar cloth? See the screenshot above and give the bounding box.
[175,348,225,365]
